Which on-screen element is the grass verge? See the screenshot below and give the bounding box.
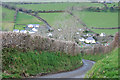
[2,48,82,78]
[84,48,119,78]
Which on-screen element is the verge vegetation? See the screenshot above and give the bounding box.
[2,48,82,78]
[84,48,119,78]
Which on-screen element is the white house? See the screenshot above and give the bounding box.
[58,28,62,31]
[76,32,79,35]
[100,33,106,37]
[20,30,27,33]
[28,24,34,28]
[35,24,40,28]
[32,27,38,32]
[79,37,85,42]
[86,33,93,37]
[13,29,19,33]
[28,30,35,34]
[47,33,52,37]
[85,37,96,44]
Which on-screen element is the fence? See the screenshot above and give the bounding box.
[1,32,119,55]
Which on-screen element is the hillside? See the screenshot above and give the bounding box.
[85,48,119,78]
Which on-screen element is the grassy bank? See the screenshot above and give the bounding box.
[84,48,118,78]
[2,48,82,78]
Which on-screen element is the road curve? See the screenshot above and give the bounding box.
[38,59,95,78]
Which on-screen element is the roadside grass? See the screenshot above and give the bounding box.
[2,48,83,78]
[74,11,118,35]
[84,48,119,78]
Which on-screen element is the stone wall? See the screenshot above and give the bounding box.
[1,32,119,55]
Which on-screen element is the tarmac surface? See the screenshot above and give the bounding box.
[38,59,95,78]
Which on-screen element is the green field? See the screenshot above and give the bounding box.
[15,2,104,11]
[2,7,15,31]
[38,12,73,27]
[74,11,118,35]
[2,7,15,22]
[15,12,44,30]
[2,2,119,33]
[83,48,118,78]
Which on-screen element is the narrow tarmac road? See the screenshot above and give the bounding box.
[38,59,95,78]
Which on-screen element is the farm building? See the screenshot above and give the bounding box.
[32,27,38,32]
[47,33,53,37]
[100,33,106,37]
[27,24,40,28]
[28,30,35,34]
[25,24,39,32]
[85,37,96,44]
[20,30,27,33]
[86,33,93,37]
[76,32,80,35]
[28,24,34,28]
[13,29,19,33]
[79,37,85,42]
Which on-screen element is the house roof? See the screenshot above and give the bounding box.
[13,29,19,31]
[28,24,40,27]
[25,27,32,30]
[86,37,95,40]
[79,37,84,39]
[20,30,27,32]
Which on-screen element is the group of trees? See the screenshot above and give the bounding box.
[86,5,119,12]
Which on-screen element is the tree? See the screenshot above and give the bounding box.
[110,7,114,12]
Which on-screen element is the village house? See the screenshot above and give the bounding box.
[86,33,93,37]
[85,37,96,44]
[32,27,38,32]
[79,37,85,42]
[28,30,35,34]
[28,24,34,28]
[76,32,80,35]
[13,29,19,33]
[47,33,53,37]
[20,30,27,33]
[25,24,40,33]
[100,33,106,37]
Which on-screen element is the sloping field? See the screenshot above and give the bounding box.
[2,7,15,22]
[74,11,118,35]
[16,12,43,24]
[15,2,104,11]
[2,22,14,31]
[2,7,15,31]
[85,48,118,78]
[38,12,73,27]
[15,12,44,30]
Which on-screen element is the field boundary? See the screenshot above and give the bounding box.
[1,32,119,55]
[1,3,53,31]
[91,27,120,29]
